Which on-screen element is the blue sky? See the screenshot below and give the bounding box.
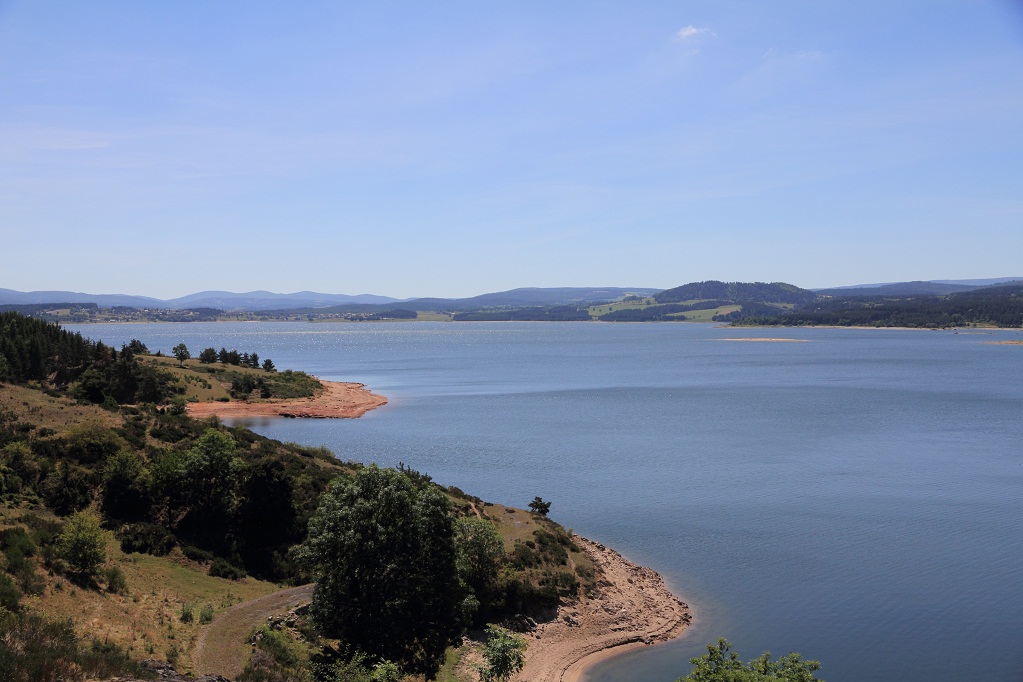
[2,1,1021,299]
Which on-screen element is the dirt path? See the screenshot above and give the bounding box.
[192,584,314,679]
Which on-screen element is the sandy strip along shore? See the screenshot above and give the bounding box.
[514,536,692,682]
[720,338,808,342]
[185,379,387,420]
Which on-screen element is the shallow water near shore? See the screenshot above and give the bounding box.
[72,321,1023,681]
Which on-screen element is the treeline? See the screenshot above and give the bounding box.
[0,312,98,383]
[0,313,181,406]
[0,419,327,580]
[0,302,98,315]
[363,308,417,320]
[454,305,591,321]
[737,284,1023,327]
[598,303,690,321]
[196,346,274,371]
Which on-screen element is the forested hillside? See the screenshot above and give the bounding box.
[654,281,816,306]
[738,283,1023,328]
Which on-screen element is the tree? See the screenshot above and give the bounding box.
[172,343,190,366]
[678,639,824,682]
[528,496,551,516]
[57,510,106,577]
[198,347,218,364]
[475,625,526,682]
[101,450,151,521]
[454,517,503,615]
[262,358,276,372]
[296,466,461,677]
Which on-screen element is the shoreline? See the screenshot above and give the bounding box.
[184,378,388,420]
[513,536,692,682]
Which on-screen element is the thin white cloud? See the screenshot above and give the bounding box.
[675,26,716,41]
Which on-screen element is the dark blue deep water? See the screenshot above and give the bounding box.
[72,322,1023,681]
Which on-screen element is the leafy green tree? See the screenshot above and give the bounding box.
[678,639,824,682]
[123,339,148,355]
[198,347,218,364]
[262,358,276,372]
[42,461,93,516]
[296,466,461,677]
[475,625,526,682]
[454,517,503,618]
[528,496,551,516]
[56,510,106,577]
[172,343,190,366]
[235,456,298,574]
[101,450,151,521]
[179,429,241,538]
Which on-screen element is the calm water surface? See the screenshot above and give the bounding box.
[72,322,1023,682]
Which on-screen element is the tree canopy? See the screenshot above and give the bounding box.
[678,639,824,682]
[296,465,462,677]
[56,510,106,577]
[475,625,527,682]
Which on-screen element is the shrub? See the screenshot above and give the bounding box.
[238,648,304,682]
[117,523,176,556]
[0,573,21,611]
[1,527,35,564]
[56,511,106,577]
[209,557,247,580]
[15,564,45,596]
[41,461,93,516]
[104,566,128,595]
[180,603,194,623]
[199,603,215,624]
[182,545,214,562]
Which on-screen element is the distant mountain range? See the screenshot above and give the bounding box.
[0,288,400,311]
[2,279,1022,313]
[814,277,1023,297]
[398,287,661,312]
[0,286,660,312]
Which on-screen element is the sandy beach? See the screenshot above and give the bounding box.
[185,378,387,419]
[509,536,692,682]
[720,337,808,342]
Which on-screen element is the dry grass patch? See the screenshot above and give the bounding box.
[0,384,121,433]
[1,504,279,675]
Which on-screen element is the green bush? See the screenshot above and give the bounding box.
[238,649,304,682]
[104,566,128,595]
[209,557,247,580]
[55,511,106,577]
[0,573,21,611]
[117,523,177,556]
[182,545,214,562]
[255,626,298,667]
[180,603,194,623]
[199,603,215,624]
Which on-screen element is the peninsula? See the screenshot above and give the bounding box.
[185,378,387,420]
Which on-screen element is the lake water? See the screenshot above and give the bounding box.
[70,322,1023,682]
